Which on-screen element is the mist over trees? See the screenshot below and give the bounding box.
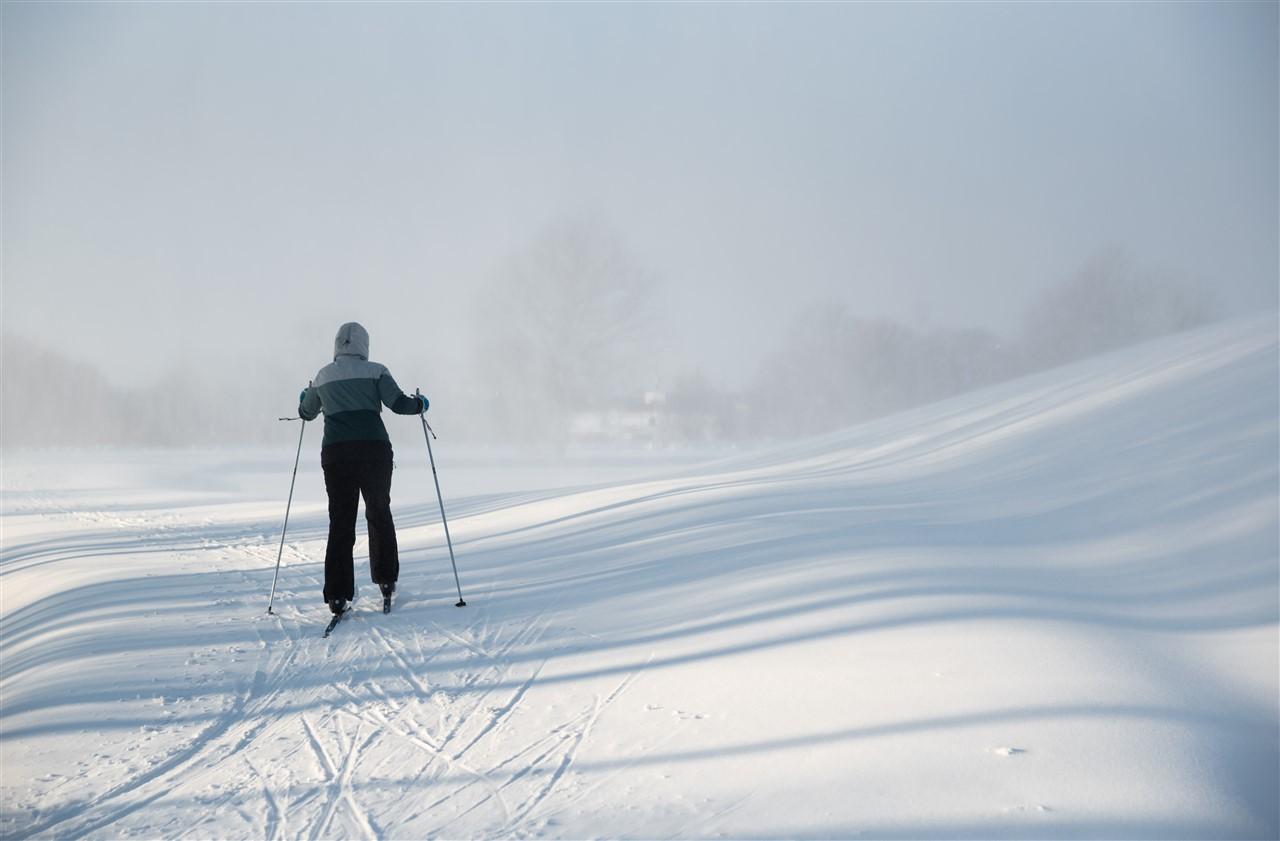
[468,219,658,446]
[0,334,294,448]
[1019,249,1214,371]
[745,310,1011,438]
[1,243,1218,450]
[715,251,1215,440]
[718,250,1216,440]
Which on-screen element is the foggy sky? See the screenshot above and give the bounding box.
[3,2,1276,393]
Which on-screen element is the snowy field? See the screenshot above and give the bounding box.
[2,317,1277,840]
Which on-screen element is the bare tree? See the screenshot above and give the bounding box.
[470,218,658,444]
[1020,249,1215,370]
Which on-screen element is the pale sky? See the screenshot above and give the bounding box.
[4,2,1277,389]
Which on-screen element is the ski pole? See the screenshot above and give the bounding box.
[416,388,466,607]
[267,415,307,614]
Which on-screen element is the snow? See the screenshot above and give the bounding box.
[3,316,1277,839]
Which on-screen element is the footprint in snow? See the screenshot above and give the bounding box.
[673,710,707,720]
[643,704,705,720]
[1003,804,1052,814]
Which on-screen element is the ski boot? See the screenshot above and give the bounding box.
[323,599,348,637]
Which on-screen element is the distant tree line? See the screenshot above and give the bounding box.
[667,249,1215,441]
[0,336,292,448]
[2,235,1215,449]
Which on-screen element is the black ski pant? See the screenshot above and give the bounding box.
[321,440,399,603]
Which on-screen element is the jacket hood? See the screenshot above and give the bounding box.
[334,322,370,361]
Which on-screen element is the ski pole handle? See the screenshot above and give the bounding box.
[415,388,437,439]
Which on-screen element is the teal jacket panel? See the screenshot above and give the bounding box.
[299,349,420,447]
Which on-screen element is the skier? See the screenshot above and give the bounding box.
[298,322,428,617]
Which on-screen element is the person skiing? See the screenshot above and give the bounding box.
[298,322,427,616]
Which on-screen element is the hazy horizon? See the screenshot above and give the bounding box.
[4,2,1276,402]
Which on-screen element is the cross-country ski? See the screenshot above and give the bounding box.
[322,608,348,638]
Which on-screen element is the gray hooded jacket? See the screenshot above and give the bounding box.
[299,322,423,447]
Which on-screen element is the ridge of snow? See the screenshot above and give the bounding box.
[2,316,1276,838]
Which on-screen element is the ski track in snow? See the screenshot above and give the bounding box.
[2,318,1278,839]
[3,467,686,839]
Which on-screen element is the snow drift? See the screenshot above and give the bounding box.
[2,316,1277,839]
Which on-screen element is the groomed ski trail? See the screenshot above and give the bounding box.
[3,317,1277,838]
